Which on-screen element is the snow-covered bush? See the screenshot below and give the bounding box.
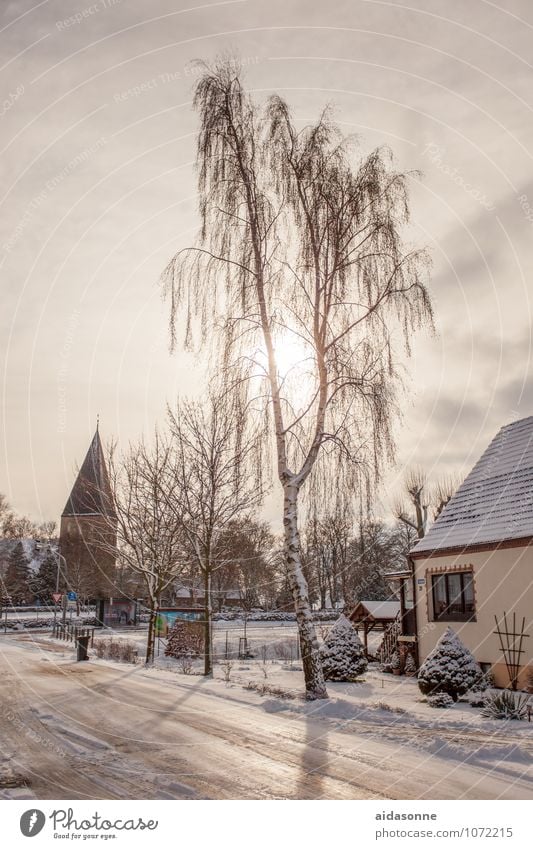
[221,660,233,684]
[245,681,296,699]
[404,653,417,675]
[390,651,400,672]
[93,637,137,664]
[481,690,530,720]
[213,609,340,622]
[272,638,299,663]
[319,614,367,681]
[467,669,495,706]
[372,701,407,714]
[417,627,482,701]
[477,669,494,691]
[427,692,454,709]
[165,621,203,659]
[214,611,295,622]
[179,653,194,674]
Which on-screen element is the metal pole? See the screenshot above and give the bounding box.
[53,553,60,628]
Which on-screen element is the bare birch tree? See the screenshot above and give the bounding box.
[167,388,264,676]
[162,58,433,698]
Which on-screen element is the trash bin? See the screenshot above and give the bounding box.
[76,635,90,662]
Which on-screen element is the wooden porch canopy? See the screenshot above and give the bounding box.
[348,600,401,656]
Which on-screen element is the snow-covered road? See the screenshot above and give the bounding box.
[1,636,531,800]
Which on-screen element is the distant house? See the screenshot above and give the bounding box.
[409,416,533,688]
[172,584,242,610]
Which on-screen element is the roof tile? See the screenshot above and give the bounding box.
[412,416,533,553]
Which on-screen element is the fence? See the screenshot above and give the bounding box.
[52,622,95,647]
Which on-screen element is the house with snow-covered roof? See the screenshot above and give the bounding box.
[409,415,533,688]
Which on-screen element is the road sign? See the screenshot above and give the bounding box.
[67,591,77,601]
[52,593,63,604]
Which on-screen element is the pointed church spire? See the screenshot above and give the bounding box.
[62,428,115,518]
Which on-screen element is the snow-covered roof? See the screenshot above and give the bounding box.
[412,415,533,555]
[174,585,240,599]
[356,600,401,619]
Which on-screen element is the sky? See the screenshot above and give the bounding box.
[1,0,533,527]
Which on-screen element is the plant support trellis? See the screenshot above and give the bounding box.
[494,612,529,691]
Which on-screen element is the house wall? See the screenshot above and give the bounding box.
[412,543,533,688]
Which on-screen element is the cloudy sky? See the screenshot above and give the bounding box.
[1,0,533,526]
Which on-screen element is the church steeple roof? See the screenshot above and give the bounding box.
[62,428,115,518]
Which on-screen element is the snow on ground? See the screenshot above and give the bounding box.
[92,621,533,734]
[2,626,531,800]
[94,622,533,786]
[96,619,382,663]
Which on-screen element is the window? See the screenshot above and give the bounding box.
[431,571,475,622]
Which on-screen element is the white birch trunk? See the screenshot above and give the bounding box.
[283,482,327,699]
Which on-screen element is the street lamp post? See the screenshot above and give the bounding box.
[53,551,68,629]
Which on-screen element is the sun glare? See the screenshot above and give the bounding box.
[273,333,313,381]
[249,332,315,403]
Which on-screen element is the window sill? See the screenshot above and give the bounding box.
[431,615,477,623]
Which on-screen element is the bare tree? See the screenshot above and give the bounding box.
[432,475,459,519]
[37,520,57,540]
[304,508,352,609]
[349,519,405,601]
[215,516,276,611]
[162,59,433,698]
[393,467,429,539]
[0,493,55,540]
[167,387,264,676]
[104,434,186,665]
[63,555,99,612]
[0,494,10,522]
[394,468,459,539]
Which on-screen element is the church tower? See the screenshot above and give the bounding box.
[59,426,117,601]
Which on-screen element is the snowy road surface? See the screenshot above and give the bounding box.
[0,636,531,800]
